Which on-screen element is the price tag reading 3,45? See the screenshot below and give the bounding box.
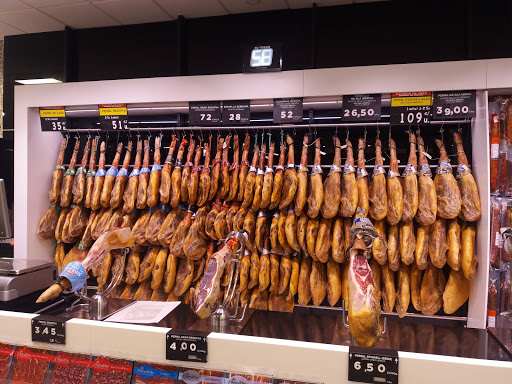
[273,98,303,123]
[432,90,476,120]
[166,329,209,363]
[348,346,398,384]
[342,94,381,122]
[31,315,66,345]
[99,104,128,131]
[40,107,67,131]
[390,92,432,125]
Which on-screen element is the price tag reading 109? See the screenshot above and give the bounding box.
[99,104,129,131]
[341,94,381,122]
[390,92,432,125]
[166,329,208,363]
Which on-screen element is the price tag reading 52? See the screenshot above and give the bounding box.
[166,330,209,363]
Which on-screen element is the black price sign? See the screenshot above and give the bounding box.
[40,107,67,132]
[432,90,476,120]
[99,104,129,131]
[31,315,66,345]
[348,346,398,384]
[166,329,209,363]
[189,101,221,126]
[390,92,432,125]
[273,98,303,123]
[342,94,382,122]
[222,100,251,125]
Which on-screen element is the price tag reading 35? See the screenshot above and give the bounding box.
[31,315,66,345]
[432,90,476,120]
[342,94,381,122]
[40,107,67,132]
[99,104,128,131]
[166,329,208,363]
[390,92,432,125]
[348,346,398,384]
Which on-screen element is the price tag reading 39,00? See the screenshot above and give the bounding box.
[348,346,398,384]
[432,90,476,120]
[166,329,209,363]
[341,94,381,122]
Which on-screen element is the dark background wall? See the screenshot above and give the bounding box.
[1,0,511,208]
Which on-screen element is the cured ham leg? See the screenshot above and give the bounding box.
[100,142,123,208]
[434,138,461,219]
[122,140,142,213]
[226,135,240,202]
[340,139,358,217]
[36,227,133,303]
[159,135,178,205]
[386,138,403,225]
[453,132,481,222]
[251,143,266,212]
[60,139,81,208]
[270,141,286,210]
[170,138,188,208]
[355,138,369,216]
[279,135,298,209]
[218,134,231,200]
[237,134,251,202]
[208,136,224,201]
[109,141,132,209]
[347,236,381,347]
[420,263,446,316]
[72,138,90,205]
[416,134,437,225]
[91,141,107,211]
[197,136,212,207]
[369,138,387,220]
[401,133,419,222]
[295,135,308,216]
[321,136,342,218]
[146,136,162,208]
[49,137,67,205]
[242,144,260,208]
[306,138,323,219]
[188,137,203,205]
[136,140,150,210]
[261,141,275,209]
[84,138,98,209]
[193,234,247,319]
[181,135,197,203]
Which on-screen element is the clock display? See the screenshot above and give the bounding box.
[250,48,273,67]
[244,44,282,73]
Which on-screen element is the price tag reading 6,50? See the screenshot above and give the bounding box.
[166,329,209,363]
[348,346,398,384]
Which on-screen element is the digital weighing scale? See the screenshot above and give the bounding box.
[0,258,56,301]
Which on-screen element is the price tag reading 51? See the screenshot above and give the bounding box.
[99,104,128,131]
[166,330,209,363]
[348,346,398,384]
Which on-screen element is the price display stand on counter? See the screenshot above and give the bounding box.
[166,329,209,363]
[390,92,432,125]
[31,315,67,345]
[348,346,398,384]
[273,98,303,123]
[432,90,476,120]
[39,107,67,131]
[341,94,382,122]
[99,104,129,131]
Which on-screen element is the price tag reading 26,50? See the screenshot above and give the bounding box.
[99,104,128,131]
[342,94,381,122]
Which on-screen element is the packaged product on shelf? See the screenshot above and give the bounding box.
[499,281,510,314]
[0,343,14,380]
[133,362,178,384]
[179,368,225,384]
[8,346,54,384]
[500,201,511,262]
[499,115,508,194]
[227,373,272,384]
[490,199,501,267]
[506,101,512,195]
[88,356,133,384]
[48,352,91,384]
[490,113,500,193]
[488,279,498,327]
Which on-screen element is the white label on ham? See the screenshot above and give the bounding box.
[491,144,499,160]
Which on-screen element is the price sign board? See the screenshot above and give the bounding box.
[189,101,221,126]
[342,94,381,122]
[222,100,251,125]
[390,92,432,125]
[40,107,67,132]
[166,329,208,363]
[348,346,398,384]
[99,104,128,131]
[31,315,66,345]
[273,98,303,123]
[432,90,476,120]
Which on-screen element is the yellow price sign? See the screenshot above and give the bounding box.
[391,92,432,107]
[39,107,66,118]
[98,104,127,116]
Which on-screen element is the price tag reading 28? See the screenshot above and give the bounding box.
[342,94,381,122]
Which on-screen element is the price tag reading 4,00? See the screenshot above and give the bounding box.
[99,104,128,131]
[348,346,398,384]
[166,330,208,363]
[342,94,381,122]
[390,92,432,125]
